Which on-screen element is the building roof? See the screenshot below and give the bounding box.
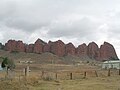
[103,60,120,64]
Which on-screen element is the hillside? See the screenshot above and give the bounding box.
[0,50,86,64]
[0,39,119,61]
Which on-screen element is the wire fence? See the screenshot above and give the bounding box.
[0,68,120,81]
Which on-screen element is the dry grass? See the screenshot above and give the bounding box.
[0,50,119,90]
[0,63,120,90]
[0,76,120,90]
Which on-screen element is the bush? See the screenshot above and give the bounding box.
[1,57,15,70]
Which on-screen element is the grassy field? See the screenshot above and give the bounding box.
[0,50,120,90]
[0,63,120,90]
[0,76,120,90]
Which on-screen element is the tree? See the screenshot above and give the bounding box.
[0,43,4,50]
[1,57,15,74]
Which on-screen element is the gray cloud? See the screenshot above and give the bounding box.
[0,0,120,57]
[48,16,100,38]
[0,0,79,31]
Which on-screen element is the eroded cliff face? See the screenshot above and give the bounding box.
[65,43,76,56]
[50,40,65,57]
[33,39,45,54]
[16,41,26,52]
[99,42,118,60]
[87,42,100,59]
[76,43,87,57]
[25,44,34,53]
[4,39,118,60]
[5,40,25,52]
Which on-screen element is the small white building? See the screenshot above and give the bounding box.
[102,60,120,69]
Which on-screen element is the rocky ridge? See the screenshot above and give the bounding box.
[3,39,119,61]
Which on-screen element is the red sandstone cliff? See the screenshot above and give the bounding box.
[4,39,118,60]
[76,43,87,57]
[87,42,100,60]
[25,44,34,53]
[16,41,25,52]
[33,39,46,54]
[65,43,76,56]
[50,40,65,57]
[5,40,25,52]
[99,42,118,60]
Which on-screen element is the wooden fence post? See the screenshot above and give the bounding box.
[118,69,120,75]
[70,73,72,80]
[108,69,110,76]
[25,66,29,77]
[95,70,98,77]
[41,71,44,79]
[84,71,86,78]
[55,73,58,80]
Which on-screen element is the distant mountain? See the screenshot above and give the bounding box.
[1,39,118,61]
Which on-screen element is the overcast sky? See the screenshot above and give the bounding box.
[0,0,120,58]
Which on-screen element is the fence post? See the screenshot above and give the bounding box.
[70,73,72,80]
[41,71,44,79]
[108,69,110,76]
[25,66,29,77]
[95,70,98,77]
[55,73,58,80]
[25,68,26,76]
[119,69,120,75]
[84,71,86,78]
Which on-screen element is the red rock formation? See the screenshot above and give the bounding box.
[43,41,53,52]
[50,40,65,56]
[25,44,34,53]
[5,40,25,52]
[87,42,100,59]
[4,39,118,61]
[65,43,76,55]
[33,39,46,54]
[5,40,17,52]
[99,42,118,60]
[76,43,87,57]
[43,44,50,52]
[16,41,25,52]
